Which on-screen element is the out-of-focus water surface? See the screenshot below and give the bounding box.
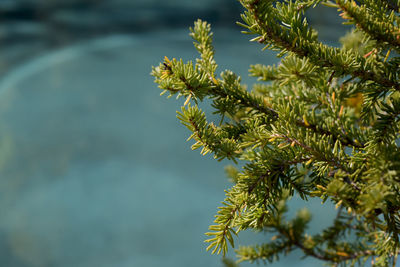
[0,1,348,267]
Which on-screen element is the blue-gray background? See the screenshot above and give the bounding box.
[0,1,347,266]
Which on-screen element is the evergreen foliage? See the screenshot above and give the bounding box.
[152,0,400,266]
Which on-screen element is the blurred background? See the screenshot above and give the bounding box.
[0,1,347,267]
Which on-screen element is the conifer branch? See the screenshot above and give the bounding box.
[152,0,400,264]
[294,119,364,148]
[240,0,400,91]
[336,0,400,51]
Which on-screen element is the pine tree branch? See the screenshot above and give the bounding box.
[270,133,348,172]
[336,0,400,51]
[153,2,400,263]
[373,100,400,143]
[270,131,362,191]
[273,220,374,263]
[241,0,400,91]
[160,56,365,149]
[295,120,364,148]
